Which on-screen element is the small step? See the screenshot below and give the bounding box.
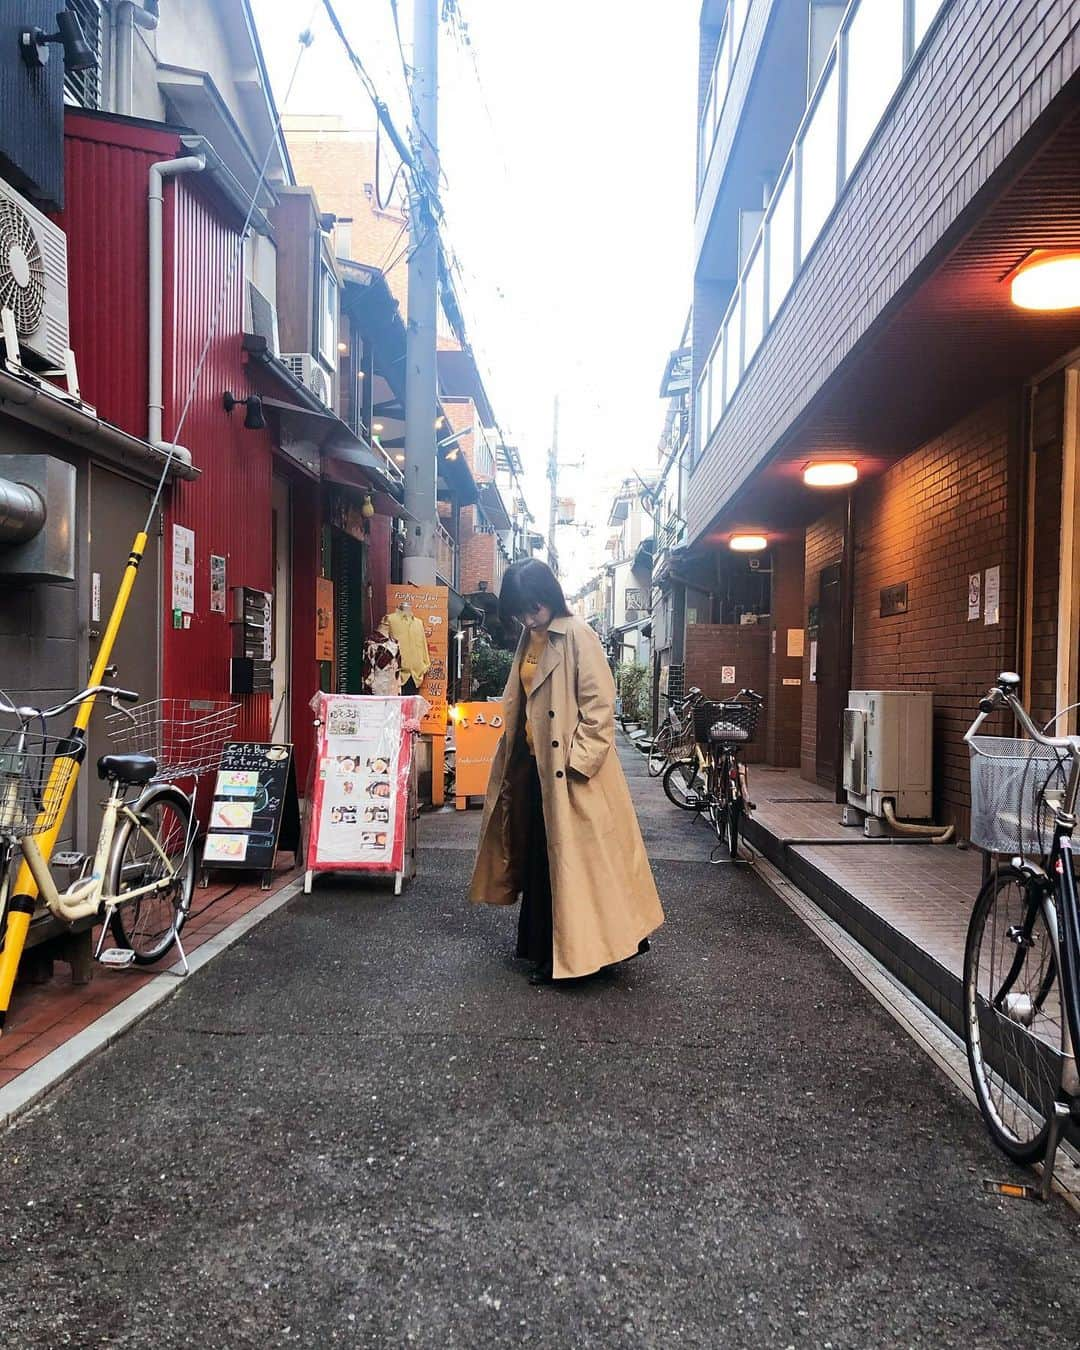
[52,851,87,870]
[97,947,136,968]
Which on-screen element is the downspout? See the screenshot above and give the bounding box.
[114,1,159,117]
[148,152,207,447]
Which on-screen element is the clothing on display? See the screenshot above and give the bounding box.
[362,626,401,697]
[384,604,431,690]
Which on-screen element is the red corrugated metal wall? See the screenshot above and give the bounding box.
[164,176,272,741]
[288,469,321,782]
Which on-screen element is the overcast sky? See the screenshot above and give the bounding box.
[251,0,697,588]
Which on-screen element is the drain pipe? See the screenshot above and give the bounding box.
[882,799,955,845]
[0,478,45,542]
[148,150,207,447]
[115,1,159,117]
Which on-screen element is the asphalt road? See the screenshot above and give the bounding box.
[2,743,1079,1348]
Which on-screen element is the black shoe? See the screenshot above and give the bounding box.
[637,938,651,956]
[528,962,554,985]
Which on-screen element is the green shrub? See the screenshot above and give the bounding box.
[616,660,649,724]
[471,636,515,699]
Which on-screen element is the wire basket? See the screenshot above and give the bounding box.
[0,730,81,840]
[104,698,240,780]
[693,699,761,746]
[968,735,1070,857]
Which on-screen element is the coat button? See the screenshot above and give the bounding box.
[555,770,564,779]
[548,709,555,718]
[551,740,559,748]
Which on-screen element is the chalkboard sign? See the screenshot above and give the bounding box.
[203,742,301,888]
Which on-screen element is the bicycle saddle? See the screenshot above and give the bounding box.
[97,753,159,785]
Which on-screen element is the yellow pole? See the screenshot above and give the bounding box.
[0,532,148,1029]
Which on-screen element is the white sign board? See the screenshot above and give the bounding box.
[968,572,981,621]
[984,565,1000,626]
[171,524,195,614]
[721,666,736,685]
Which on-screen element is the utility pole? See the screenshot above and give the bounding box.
[403,0,439,585]
[547,394,560,576]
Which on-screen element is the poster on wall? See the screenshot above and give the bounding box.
[210,555,226,614]
[453,702,506,805]
[171,524,195,614]
[386,584,449,734]
[315,577,334,662]
[984,565,1000,626]
[306,693,426,876]
[968,572,981,621]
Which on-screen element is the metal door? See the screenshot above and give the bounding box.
[86,466,160,779]
[815,561,842,788]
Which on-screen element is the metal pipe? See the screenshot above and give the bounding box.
[114,0,159,118]
[881,799,955,843]
[148,153,207,446]
[0,477,45,542]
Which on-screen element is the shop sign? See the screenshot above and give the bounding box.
[453,702,506,801]
[316,577,334,662]
[880,582,908,617]
[204,742,301,884]
[386,584,450,734]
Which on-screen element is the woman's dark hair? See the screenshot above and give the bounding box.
[499,558,571,628]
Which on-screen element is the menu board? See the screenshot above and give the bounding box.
[454,701,507,805]
[204,742,301,884]
[306,694,425,876]
[386,584,449,734]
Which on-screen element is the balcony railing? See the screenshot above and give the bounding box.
[697,0,751,190]
[694,0,947,463]
[436,522,457,588]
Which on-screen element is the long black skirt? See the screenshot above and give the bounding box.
[515,755,553,966]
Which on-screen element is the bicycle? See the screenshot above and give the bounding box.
[647,686,704,777]
[963,671,1080,1194]
[665,691,762,861]
[0,686,236,977]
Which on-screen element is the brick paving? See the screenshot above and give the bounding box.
[0,859,300,1087]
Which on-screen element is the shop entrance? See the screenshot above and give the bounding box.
[815,561,843,788]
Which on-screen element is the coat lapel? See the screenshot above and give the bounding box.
[526,618,567,702]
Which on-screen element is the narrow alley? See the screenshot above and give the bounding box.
[2,743,1078,1349]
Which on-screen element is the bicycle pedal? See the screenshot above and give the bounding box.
[51,851,86,870]
[98,947,136,968]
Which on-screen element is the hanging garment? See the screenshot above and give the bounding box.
[362,632,401,696]
[384,609,431,688]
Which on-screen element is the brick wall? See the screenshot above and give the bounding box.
[459,508,496,596]
[685,623,770,763]
[848,396,1020,832]
[801,507,844,779]
[689,0,1080,542]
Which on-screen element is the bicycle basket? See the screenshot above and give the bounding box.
[104,698,240,780]
[693,699,760,746]
[0,729,81,840]
[968,736,1068,857]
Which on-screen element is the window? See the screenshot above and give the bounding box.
[767,166,796,322]
[724,294,741,407]
[318,260,337,364]
[64,0,104,109]
[844,0,904,174]
[709,335,725,425]
[798,60,839,262]
[913,0,945,46]
[742,242,765,368]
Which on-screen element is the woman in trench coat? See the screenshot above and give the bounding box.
[468,559,664,984]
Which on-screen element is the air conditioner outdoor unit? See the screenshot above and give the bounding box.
[282,352,334,410]
[843,690,933,820]
[0,177,69,370]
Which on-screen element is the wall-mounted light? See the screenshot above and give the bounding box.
[1010,251,1080,311]
[729,533,768,552]
[20,8,96,70]
[222,391,266,431]
[361,492,375,519]
[372,421,384,433]
[337,340,348,354]
[394,452,405,463]
[803,461,858,488]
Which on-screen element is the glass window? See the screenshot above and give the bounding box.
[724,294,742,407]
[319,262,338,364]
[798,61,839,262]
[693,373,707,460]
[710,336,725,424]
[767,166,796,321]
[742,242,765,368]
[844,0,905,174]
[913,0,945,46]
[64,0,103,108]
[713,21,731,129]
[730,0,749,58]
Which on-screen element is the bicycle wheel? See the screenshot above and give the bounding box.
[662,758,704,810]
[648,724,673,777]
[963,866,1065,1164]
[107,784,195,964]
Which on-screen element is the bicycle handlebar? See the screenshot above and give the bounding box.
[0,684,140,722]
[966,672,1080,755]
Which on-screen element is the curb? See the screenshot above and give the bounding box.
[0,877,304,1132]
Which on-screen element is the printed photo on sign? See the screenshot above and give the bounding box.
[215,770,259,797]
[364,805,390,823]
[327,704,360,737]
[330,804,358,825]
[204,833,248,862]
[361,831,388,849]
[210,801,254,830]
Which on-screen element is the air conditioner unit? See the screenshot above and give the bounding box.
[0,178,69,370]
[843,690,933,820]
[282,352,334,410]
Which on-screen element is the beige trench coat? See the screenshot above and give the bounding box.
[468,614,664,978]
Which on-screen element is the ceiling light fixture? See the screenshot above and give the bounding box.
[729,533,767,552]
[1010,251,1080,311]
[20,8,96,71]
[372,421,384,432]
[803,461,858,488]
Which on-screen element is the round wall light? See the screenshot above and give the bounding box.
[729,533,768,552]
[1010,251,1080,312]
[803,461,858,488]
